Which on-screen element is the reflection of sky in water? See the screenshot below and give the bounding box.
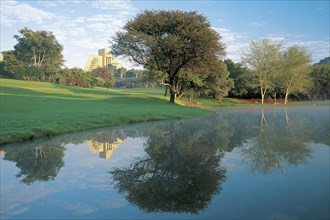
[1,138,145,219]
[0,106,329,219]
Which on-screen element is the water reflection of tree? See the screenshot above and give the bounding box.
[242,108,312,173]
[3,141,65,185]
[110,120,227,214]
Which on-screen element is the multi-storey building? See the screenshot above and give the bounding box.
[84,48,122,71]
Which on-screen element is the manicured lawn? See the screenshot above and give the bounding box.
[1,78,328,145]
[0,79,211,145]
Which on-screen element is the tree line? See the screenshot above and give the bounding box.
[1,10,329,103]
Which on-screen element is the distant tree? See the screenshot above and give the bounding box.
[112,10,225,103]
[1,50,26,79]
[242,39,282,104]
[196,61,234,101]
[13,27,63,69]
[124,69,135,78]
[92,67,115,88]
[125,69,145,78]
[224,59,251,98]
[2,28,64,82]
[316,57,330,65]
[115,70,158,89]
[114,67,127,78]
[56,67,94,88]
[0,61,6,77]
[310,63,330,100]
[94,76,105,87]
[279,46,312,104]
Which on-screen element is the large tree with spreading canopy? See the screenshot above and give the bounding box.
[111,10,226,103]
[2,27,64,81]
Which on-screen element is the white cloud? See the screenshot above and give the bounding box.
[265,36,286,42]
[86,15,126,34]
[86,22,124,34]
[64,202,96,214]
[212,28,330,64]
[215,28,244,43]
[213,27,249,62]
[71,38,106,50]
[286,39,330,63]
[263,33,330,63]
[64,9,76,13]
[250,21,268,27]
[90,0,135,12]
[0,0,55,26]
[37,1,62,8]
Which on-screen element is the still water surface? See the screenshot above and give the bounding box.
[1,106,329,219]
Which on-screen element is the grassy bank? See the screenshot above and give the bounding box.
[1,78,328,145]
[0,79,211,145]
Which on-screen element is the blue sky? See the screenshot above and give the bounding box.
[1,0,329,69]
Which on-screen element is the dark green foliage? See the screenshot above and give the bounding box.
[115,69,160,88]
[224,59,251,98]
[56,67,95,88]
[91,67,115,88]
[0,62,8,77]
[125,69,144,78]
[316,57,330,65]
[310,63,330,100]
[196,61,234,101]
[2,50,26,79]
[114,77,149,88]
[114,67,127,78]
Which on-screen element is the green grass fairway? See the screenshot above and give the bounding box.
[0,79,211,145]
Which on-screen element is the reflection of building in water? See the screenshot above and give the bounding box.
[86,138,123,159]
[0,150,5,155]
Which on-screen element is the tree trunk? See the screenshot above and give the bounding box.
[260,108,267,134]
[284,89,289,104]
[39,53,45,67]
[260,87,265,104]
[34,54,37,67]
[177,91,185,99]
[170,92,175,103]
[164,85,168,97]
[169,81,177,103]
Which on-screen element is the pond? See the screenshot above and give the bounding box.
[1,106,329,219]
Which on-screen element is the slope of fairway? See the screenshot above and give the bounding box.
[0,78,211,145]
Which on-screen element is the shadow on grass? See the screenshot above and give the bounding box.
[1,85,171,104]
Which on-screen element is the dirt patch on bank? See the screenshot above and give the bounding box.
[238,98,294,104]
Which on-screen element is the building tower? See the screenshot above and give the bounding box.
[84,48,122,71]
